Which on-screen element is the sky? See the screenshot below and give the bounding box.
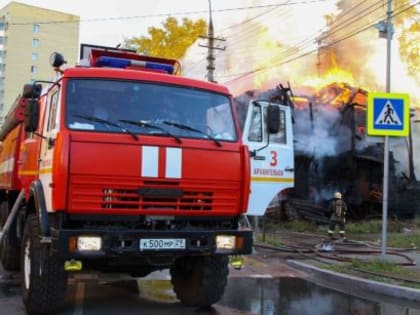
[0,0,278,46]
[0,0,336,47]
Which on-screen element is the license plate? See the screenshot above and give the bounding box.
[139,238,186,251]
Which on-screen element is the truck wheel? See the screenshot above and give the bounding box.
[21,214,68,315]
[0,200,7,226]
[0,200,20,271]
[170,255,229,307]
[0,233,20,271]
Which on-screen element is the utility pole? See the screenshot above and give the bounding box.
[381,0,393,259]
[199,0,225,83]
[408,112,417,182]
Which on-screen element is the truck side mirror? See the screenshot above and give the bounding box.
[22,83,42,133]
[24,99,39,132]
[267,105,280,134]
[22,83,42,99]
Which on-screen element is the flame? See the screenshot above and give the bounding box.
[301,52,355,90]
[251,27,286,90]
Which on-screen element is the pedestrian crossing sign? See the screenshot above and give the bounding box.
[367,92,410,136]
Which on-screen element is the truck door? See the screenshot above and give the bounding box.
[242,101,294,216]
[39,87,60,211]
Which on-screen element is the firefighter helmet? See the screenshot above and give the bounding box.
[334,192,342,199]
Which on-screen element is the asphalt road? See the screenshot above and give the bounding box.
[0,246,309,315]
[0,268,256,315]
[2,249,418,315]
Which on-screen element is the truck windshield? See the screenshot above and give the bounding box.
[65,79,237,141]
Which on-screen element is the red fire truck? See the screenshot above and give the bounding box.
[0,44,293,314]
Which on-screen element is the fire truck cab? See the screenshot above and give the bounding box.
[242,101,295,216]
[0,44,292,314]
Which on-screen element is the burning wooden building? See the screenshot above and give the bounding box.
[235,82,419,221]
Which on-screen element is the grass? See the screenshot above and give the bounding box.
[345,219,411,234]
[328,259,420,289]
[345,219,420,248]
[256,217,420,289]
[260,218,420,249]
[277,220,319,232]
[387,233,420,248]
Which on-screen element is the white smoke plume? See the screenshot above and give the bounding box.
[181,0,420,180]
[293,105,352,158]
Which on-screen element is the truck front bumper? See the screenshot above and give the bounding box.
[51,228,253,260]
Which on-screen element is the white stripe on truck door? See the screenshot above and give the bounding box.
[141,146,182,178]
[142,146,158,177]
[166,147,181,178]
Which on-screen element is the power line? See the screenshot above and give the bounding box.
[187,1,299,76]
[8,0,334,26]
[219,0,420,84]
[223,0,416,71]
[227,0,384,62]
[185,5,282,73]
[317,0,384,42]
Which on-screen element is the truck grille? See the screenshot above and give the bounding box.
[101,188,212,210]
[68,176,239,213]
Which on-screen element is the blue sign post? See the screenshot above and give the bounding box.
[367,92,410,136]
[367,91,410,259]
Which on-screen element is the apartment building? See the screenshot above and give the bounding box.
[0,2,79,124]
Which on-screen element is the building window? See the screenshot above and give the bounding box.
[0,23,4,31]
[30,65,37,74]
[32,39,39,48]
[33,24,40,33]
[31,53,38,61]
[0,37,3,45]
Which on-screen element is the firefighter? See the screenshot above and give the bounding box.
[327,192,348,240]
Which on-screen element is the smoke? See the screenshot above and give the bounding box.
[181,0,420,179]
[390,108,420,180]
[234,86,353,159]
[293,105,351,158]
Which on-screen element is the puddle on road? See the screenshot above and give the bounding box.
[135,277,420,315]
[1,272,418,314]
[219,277,420,315]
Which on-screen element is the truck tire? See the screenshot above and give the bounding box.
[21,214,68,315]
[0,200,7,226]
[170,255,229,307]
[0,200,20,271]
[0,233,20,271]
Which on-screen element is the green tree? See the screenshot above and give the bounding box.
[125,17,207,60]
[399,21,420,84]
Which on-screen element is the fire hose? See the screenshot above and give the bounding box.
[254,239,419,286]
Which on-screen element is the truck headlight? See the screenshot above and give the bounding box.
[77,236,102,251]
[216,235,236,249]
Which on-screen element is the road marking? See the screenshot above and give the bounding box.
[73,282,85,315]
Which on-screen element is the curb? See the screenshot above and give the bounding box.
[287,260,420,309]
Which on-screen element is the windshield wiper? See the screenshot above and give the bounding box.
[161,120,221,147]
[118,119,182,144]
[74,114,139,141]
